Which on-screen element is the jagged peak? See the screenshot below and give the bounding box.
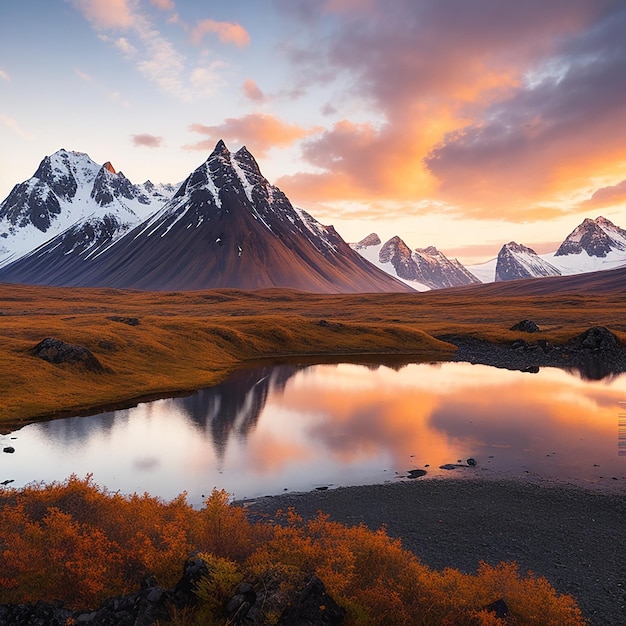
[103,161,116,174]
[233,145,262,176]
[353,233,381,248]
[416,245,440,256]
[500,241,538,255]
[209,139,230,160]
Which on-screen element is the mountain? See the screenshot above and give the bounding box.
[0,149,174,267]
[0,142,412,293]
[352,233,480,290]
[554,216,626,257]
[494,242,561,282]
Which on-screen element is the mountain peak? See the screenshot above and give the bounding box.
[103,161,116,174]
[210,139,230,160]
[353,233,381,249]
[555,215,626,257]
[234,145,262,177]
[496,241,560,281]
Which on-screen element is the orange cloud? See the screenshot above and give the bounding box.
[581,179,626,209]
[242,79,265,102]
[278,0,625,223]
[69,0,133,29]
[190,19,250,47]
[131,133,163,148]
[185,114,321,157]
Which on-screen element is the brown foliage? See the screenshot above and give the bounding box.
[0,478,586,624]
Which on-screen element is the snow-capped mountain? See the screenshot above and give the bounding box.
[469,216,626,283]
[0,141,412,293]
[0,149,174,267]
[352,233,480,290]
[555,216,626,257]
[494,242,561,282]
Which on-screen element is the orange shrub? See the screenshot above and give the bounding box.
[0,477,586,625]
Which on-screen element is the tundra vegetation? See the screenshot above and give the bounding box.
[0,476,585,625]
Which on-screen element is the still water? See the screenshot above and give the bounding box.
[1,362,625,505]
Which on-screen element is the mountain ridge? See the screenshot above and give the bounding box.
[0,142,412,293]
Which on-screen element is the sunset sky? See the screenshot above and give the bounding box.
[1,0,626,263]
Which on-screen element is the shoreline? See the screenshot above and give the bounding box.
[240,477,626,626]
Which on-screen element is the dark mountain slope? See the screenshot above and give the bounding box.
[0,142,411,293]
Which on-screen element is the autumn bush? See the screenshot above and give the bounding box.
[0,476,585,625]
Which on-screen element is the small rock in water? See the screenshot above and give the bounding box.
[439,464,458,470]
[467,458,477,466]
[3,447,15,454]
[315,486,329,491]
[406,469,427,479]
[1,479,14,485]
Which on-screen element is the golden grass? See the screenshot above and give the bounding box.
[2,282,626,430]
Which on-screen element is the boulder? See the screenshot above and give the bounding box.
[568,326,620,351]
[106,316,140,326]
[276,574,346,625]
[31,337,107,373]
[510,320,540,333]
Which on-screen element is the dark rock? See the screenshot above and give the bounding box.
[407,469,427,478]
[106,316,140,326]
[510,320,540,333]
[317,319,330,327]
[276,574,345,626]
[0,479,14,485]
[439,464,459,470]
[31,337,107,373]
[2,447,15,454]
[0,555,209,626]
[466,458,477,467]
[484,598,510,618]
[510,339,527,350]
[568,326,620,351]
[521,365,540,374]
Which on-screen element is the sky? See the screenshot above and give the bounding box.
[1,0,626,264]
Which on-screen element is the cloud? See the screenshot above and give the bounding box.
[69,0,195,101]
[277,0,623,222]
[68,0,133,29]
[581,180,626,208]
[242,79,265,102]
[74,67,93,82]
[189,62,225,96]
[0,114,32,140]
[185,113,320,157]
[150,0,174,10]
[114,36,138,57]
[0,68,9,82]
[132,133,164,148]
[190,19,250,47]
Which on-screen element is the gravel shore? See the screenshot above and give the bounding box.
[241,478,626,625]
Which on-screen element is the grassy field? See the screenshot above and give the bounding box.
[2,281,626,431]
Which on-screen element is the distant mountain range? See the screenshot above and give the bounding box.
[351,215,626,289]
[0,142,410,293]
[1,144,625,293]
[351,234,480,290]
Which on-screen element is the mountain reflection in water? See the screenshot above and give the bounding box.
[2,362,625,504]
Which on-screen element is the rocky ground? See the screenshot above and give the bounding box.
[440,324,626,380]
[242,478,626,626]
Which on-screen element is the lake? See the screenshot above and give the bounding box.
[1,362,625,505]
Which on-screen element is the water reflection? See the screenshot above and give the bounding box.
[1,363,624,504]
